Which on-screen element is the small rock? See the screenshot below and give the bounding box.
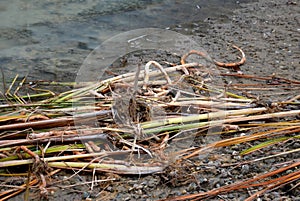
[82,191,90,199]
[241,164,250,174]
[279,65,288,70]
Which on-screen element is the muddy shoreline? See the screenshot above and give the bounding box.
[4,0,300,200]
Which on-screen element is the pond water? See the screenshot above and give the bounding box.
[0,0,249,86]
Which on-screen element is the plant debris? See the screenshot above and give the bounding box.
[0,45,299,201]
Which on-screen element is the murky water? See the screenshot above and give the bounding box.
[0,0,248,86]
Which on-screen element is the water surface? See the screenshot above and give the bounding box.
[0,0,249,85]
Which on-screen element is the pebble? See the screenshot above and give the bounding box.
[187,183,198,191]
[241,164,250,174]
[220,169,228,177]
[198,177,208,183]
[106,186,113,192]
[280,65,288,70]
[82,192,90,199]
[228,193,235,199]
[292,142,300,149]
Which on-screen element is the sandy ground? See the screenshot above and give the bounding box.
[194,0,300,105]
[201,0,299,78]
[4,0,300,200]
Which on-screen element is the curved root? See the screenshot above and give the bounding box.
[181,45,246,71]
[143,61,172,89]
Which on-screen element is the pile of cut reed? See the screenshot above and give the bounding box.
[0,46,299,200]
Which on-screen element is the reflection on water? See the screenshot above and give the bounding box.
[0,0,247,84]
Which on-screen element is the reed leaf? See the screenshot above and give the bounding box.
[48,161,165,174]
[240,136,292,155]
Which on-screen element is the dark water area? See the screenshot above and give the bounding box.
[0,0,252,86]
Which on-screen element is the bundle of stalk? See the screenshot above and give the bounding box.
[0,47,299,200]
